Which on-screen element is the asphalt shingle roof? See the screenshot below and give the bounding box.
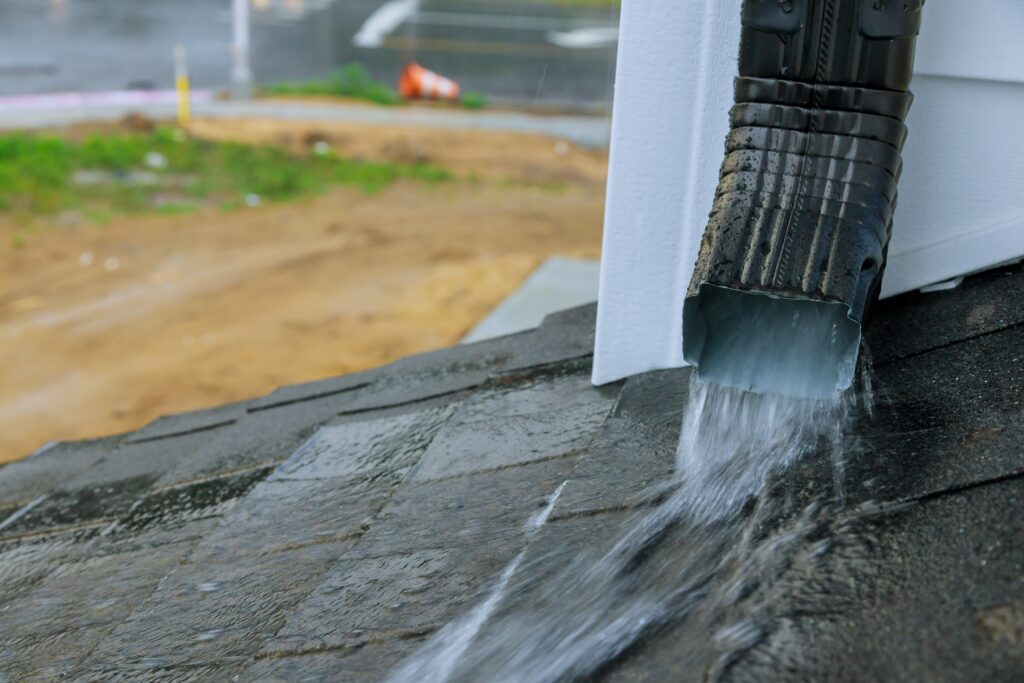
[1,261,1022,681]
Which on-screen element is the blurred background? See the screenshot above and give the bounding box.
[0,0,620,462]
[0,0,618,107]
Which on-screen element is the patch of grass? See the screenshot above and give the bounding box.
[0,127,452,225]
[152,203,199,215]
[461,92,488,111]
[263,63,403,106]
[0,135,74,213]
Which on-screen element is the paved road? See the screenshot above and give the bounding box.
[0,0,619,107]
[0,97,612,147]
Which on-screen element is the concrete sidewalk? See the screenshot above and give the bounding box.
[462,257,600,343]
[0,96,612,148]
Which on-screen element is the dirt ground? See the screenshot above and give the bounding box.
[0,118,607,462]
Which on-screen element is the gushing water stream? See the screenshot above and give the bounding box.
[387,371,857,683]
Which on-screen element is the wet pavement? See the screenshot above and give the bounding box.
[189,100,613,147]
[0,0,618,106]
[0,263,1023,679]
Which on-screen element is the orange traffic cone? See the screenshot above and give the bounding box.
[398,63,461,102]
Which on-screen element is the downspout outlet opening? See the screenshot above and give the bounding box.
[682,285,861,399]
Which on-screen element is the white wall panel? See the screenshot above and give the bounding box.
[592,0,740,384]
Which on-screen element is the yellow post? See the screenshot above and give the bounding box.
[174,44,191,124]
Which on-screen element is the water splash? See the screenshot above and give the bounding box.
[388,374,858,682]
[674,375,851,524]
[386,481,568,682]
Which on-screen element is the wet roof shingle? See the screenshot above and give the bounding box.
[0,263,1022,681]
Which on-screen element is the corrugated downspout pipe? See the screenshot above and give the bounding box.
[682,0,924,398]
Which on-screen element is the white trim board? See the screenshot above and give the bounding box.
[592,1,1024,386]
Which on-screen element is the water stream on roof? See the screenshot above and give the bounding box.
[386,481,567,683]
[388,368,860,682]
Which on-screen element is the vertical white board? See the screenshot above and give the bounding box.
[593,0,740,385]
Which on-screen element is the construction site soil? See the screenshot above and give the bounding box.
[0,118,608,461]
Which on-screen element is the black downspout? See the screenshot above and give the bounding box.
[682,0,924,398]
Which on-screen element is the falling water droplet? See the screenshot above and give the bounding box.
[195,628,224,642]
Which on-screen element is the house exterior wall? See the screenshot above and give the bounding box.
[593,0,1024,385]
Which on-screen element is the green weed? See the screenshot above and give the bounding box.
[0,127,451,225]
[460,92,488,111]
[263,63,403,106]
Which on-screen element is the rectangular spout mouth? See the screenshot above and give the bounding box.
[682,285,861,399]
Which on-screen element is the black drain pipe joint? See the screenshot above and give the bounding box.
[682,0,924,398]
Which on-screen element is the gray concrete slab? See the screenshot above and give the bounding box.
[463,257,600,343]
[508,301,598,370]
